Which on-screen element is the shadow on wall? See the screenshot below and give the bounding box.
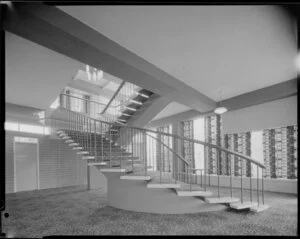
[90,167,107,193]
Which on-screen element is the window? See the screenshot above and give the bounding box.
[19,124,44,134]
[15,136,38,144]
[193,117,205,174]
[5,121,50,135]
[5,122,19,131]
[251,130,263,178]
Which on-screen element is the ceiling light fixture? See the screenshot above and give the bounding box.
[122,113,132,117]
[214,90,227,115]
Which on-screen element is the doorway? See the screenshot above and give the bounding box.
[14,136,39,192]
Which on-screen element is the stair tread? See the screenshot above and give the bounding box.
[230,201,258,209]
[88,162,108,166]
[176,190,213,197]
[147,183,181,189]
[120,175,152,180]
[205,197,240,204]
[250,204,270,212]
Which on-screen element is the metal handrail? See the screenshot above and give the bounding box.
[101,81,126,114]
[146,132,189,166]
[57,108,265,169]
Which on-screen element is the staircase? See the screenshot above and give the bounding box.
[48,106,270,214]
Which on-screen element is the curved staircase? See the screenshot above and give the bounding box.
[52,109,270,214]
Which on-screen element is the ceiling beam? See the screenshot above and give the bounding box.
[147,78,298,128]
[3,2,216,112]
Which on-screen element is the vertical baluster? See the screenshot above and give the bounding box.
[131,129,134,172]
[262,168,264,205]
[257,165,259,206]
[250,162,252,202]
[109,124,112,167]
[230,153,232,198]
[120,129,122,169]
[101,122,104,162]
[241,158,243,204]
[94,120,96,162]
[217,149,220,198]
[159,132,162,184]
[89,118,92,156]
[204,146,207,192]
[144,131,147,176]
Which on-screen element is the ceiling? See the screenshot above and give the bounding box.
[59,5,297,101]
[5,31,84,110]
[151,102,191,121]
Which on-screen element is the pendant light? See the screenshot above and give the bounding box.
[214,90,227,115]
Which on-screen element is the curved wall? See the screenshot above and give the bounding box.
[102,172,226,214]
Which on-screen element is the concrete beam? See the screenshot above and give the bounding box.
[3,2,216,112]
[147,78,297,128]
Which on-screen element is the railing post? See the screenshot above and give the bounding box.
[109,125,112,167]
[144,131,147,176]
[230,153,232,198]
[120,129,122,169]
[94,120,96,161]
[131,129,134,172]
[250,162,252,202]
[204,146,207,192]
[262,168,264,205]
[240,158,243,204]
[217,149,220,198]
[257,165,259,206]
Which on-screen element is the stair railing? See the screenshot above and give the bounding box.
[48,107,266,207]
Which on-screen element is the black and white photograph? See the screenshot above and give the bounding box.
[0,1,298,237]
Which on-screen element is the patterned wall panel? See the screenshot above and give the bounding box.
[204,115,222,174]
[263,125,297,179]
[224,132,251,177]
[182,120,195,169]
[157,125,172,172]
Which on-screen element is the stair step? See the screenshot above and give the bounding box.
[65,140,74,143]
[176,190,213,197]
[73,147,83,150]
[230,201,258,210]
[69,143,79,146]
[82,156,95,160]
[250,204,270,213]
[99,168,128,173]
[56,131,65,134]
[120,175,152,181]
[205,197,240,204]
[61,136,70,140]
[58,133,67,137]
[147,183,181,189]
[76,151,89,155]
[88,162,108,166]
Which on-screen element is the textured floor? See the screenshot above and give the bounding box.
[2,185,297,237]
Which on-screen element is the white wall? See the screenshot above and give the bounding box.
[222,96,297,134]
[5,32,84,110]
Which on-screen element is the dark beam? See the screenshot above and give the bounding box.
[3,2,216,112]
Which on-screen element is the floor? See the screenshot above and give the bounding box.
[2,185,297,237]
